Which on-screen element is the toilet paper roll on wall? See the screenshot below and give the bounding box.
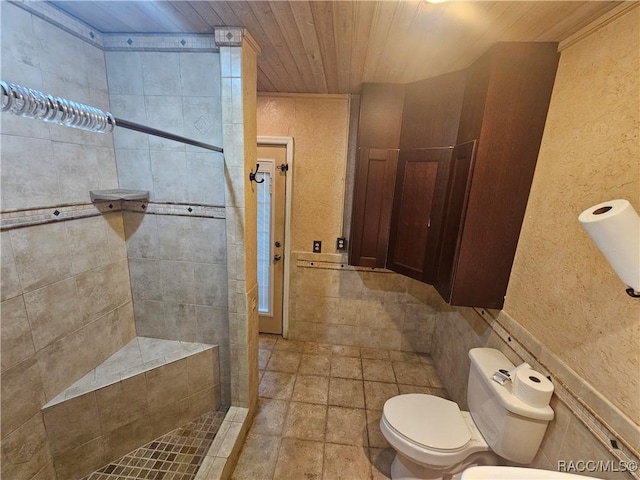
[579,199,640,292]
[513,368,554,408]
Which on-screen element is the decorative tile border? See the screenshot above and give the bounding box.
[103,34,217,52]
[0,202,114,231]
[9,0,104,48]
[478,308,640,478]
[214,28,244,47]
[123,202,225,219]
[1,202,225,230]
[9,2,219,53]
[9,2,261,55]
[295,251,393,273]
[214,28,261,55]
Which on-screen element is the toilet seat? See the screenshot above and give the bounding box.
[383,394,471,451]
[380,394,490,468]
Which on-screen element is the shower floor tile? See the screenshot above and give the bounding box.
[82,408,228,480]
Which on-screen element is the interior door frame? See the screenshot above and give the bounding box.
[257,136,294,338]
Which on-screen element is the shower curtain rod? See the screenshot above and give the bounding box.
[0,80,223,153]
[112,117,223,153]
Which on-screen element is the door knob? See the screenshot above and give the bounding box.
[273,254,282,262]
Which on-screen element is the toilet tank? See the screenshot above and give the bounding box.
[467,348,554,464]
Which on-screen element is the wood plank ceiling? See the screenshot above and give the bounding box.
[50,1,623,94]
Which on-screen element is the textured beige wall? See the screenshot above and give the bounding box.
[257,95,444,352]
[256,95,350,253]
[505,6,639,424]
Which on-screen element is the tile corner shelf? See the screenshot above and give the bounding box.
[90,189,150,202]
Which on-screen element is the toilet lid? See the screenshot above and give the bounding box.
[383,394,471,450]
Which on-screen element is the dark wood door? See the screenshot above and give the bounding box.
[387,148,451,281]
[349,148,399,268]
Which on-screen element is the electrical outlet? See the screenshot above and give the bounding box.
[313,240,322,253]
[336,237,346,250]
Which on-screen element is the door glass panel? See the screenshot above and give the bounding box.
[256,171,272,314]
[257,146,286,334]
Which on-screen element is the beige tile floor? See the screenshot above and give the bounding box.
[231,334,449,480]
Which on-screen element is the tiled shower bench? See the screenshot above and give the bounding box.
[41,337,221,479]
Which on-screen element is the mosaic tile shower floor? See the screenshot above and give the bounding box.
[82,409,228,480]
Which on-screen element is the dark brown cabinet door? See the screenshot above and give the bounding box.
[386,70,465,281]
[434,141,477,301]
[387,148,451,282]
[349,148,399,268]
[349,83,405,268]
[438,43,559,309]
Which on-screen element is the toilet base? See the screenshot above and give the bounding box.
[391,454,447,480]
[390,452,498,480]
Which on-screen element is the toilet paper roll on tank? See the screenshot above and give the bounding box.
[504,362,554,408]
[512,368,554,408]
[579,199,640,293]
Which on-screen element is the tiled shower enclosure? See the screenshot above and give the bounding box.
[0,3,257,479]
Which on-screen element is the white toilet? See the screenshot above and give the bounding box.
[380,348,554,480]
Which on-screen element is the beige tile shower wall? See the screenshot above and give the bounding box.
[104,50,224,205]
[123,212,228,341]
[1,4,132,479]
[504,6,639,424]
[220,31,260,410]
[105,46,231,402]
[256,94,350,252]
[1,217,134,480]
[0,3,117,211]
